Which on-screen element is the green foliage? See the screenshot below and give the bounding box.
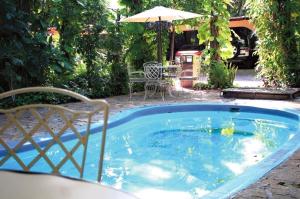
[105,10,129,96]
[120,0,175,69]
[0,0,67,91]
[198,0,234,60]
[122,23,156,70]
[76,0,108,89]
[169,0,205,30]
[197,0,235,88]
[0,0,130,102]
[193,62,237,90]
[0,93,72,109]
[247,0,300,87]
[193,82,211,90]
[208,61,237,89]
[228,0,247,17]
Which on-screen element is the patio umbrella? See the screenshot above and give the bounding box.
[121,6,201,63]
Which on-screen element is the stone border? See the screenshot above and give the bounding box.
[222,88,300,100]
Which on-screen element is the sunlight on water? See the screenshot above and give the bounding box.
[223,138,269,175]
[1,108,299,199]
[100,111,298,198]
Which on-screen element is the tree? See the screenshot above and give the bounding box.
[76,0,108,89]
[0,0,121,98]
[0,0,58,91]
[0,0,80,92]
[229,0,247,17]
[120,0,174,69]
[106,9,129,96]
[247,0,300,87]
[197,0,236,88]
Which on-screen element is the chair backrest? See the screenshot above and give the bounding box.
[0,87,109,182]
[128,71,145,83]
[143,62,163,81]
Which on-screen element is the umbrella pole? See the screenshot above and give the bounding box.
[157,16,162,63]
[170,23,175,62]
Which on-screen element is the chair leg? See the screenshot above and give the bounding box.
[160,85,166,101]
[167,84,176,98]
[144,83,148,100]
[129,83,133,100]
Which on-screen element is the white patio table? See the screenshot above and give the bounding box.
[0,170,139,199]
[161,64,181,97]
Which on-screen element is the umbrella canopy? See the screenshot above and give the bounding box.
[121,6,201,63]
[121,6,201,23]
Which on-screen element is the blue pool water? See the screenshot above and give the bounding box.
[1,104,300,199]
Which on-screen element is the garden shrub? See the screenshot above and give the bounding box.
[0,93,73,109]
[247,0,300,87]
[197,0,235,89]
[208,61,237,89]
[193,82,211,90]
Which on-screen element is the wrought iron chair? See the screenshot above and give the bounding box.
[0,87,109,182]
[128,70,145,100]
[143,62,170,101]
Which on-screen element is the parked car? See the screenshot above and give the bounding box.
[228,17,258,68]
[170,16,258,69]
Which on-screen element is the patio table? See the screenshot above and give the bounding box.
[161,64,181,97]
[162,65,180,79]
[0,170,139,199]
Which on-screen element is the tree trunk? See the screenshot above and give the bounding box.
[210,12,220,62]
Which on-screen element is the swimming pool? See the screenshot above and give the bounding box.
[1,104,300,199]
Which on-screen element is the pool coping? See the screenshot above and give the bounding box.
[1,102,300,199]
[222,88,300,100]
[106,103,300,198]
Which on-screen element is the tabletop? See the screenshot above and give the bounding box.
[159,65,180,69]
[161,65,181,78]
[0,170,139,199]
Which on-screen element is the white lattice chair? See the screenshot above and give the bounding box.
[128,70,146,100]
[143,62,170,101]
[0,87,109,182]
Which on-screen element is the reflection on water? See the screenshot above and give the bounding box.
[100,111,298,199]
[1,110,298,199]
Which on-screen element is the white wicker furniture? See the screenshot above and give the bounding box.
[143,62,170,101]
[0,87,109,182]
